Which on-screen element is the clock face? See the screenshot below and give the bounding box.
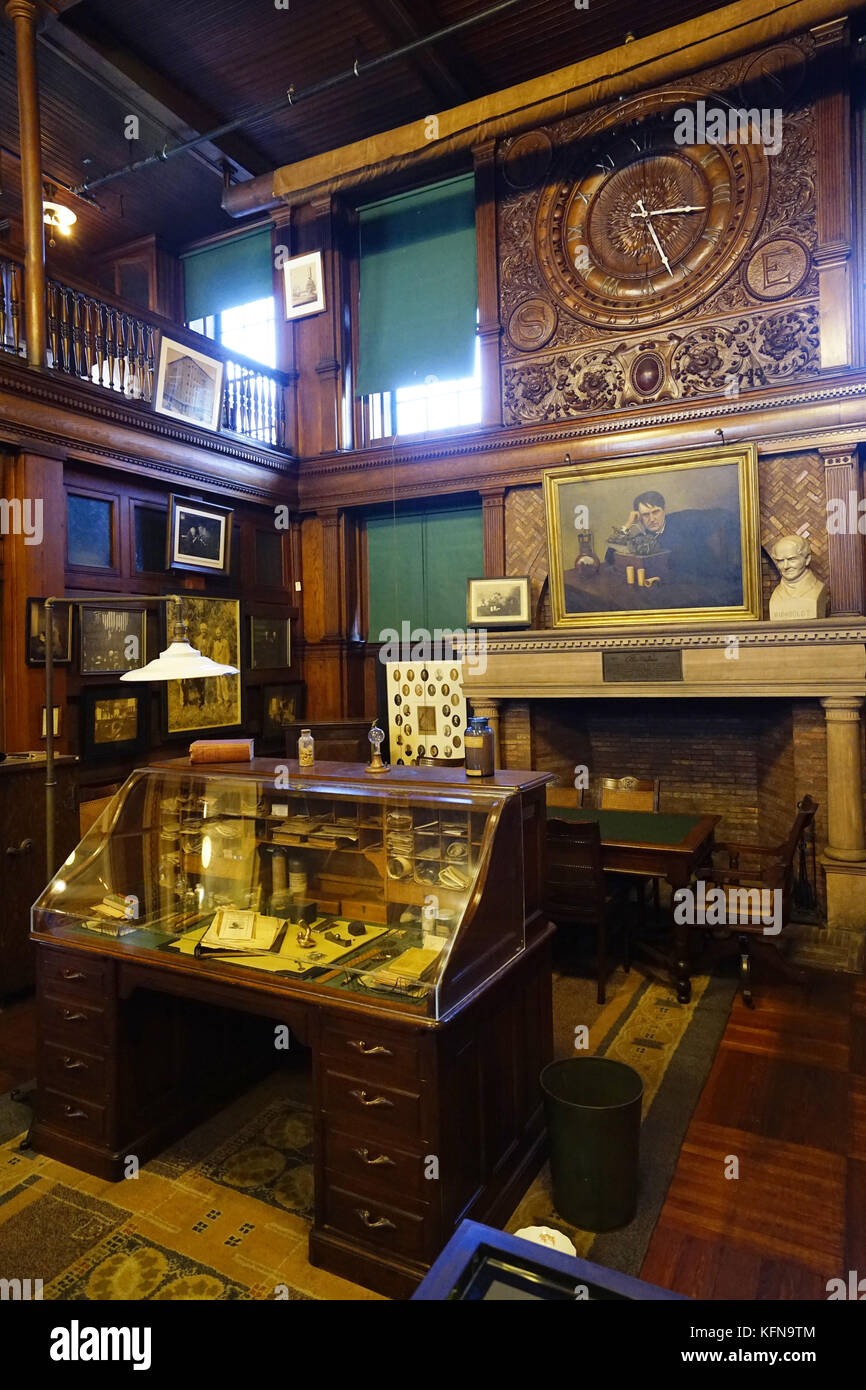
[536,95,770,330]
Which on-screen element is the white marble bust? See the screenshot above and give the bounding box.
[769,534,828,621]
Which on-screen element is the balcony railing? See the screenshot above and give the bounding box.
[0,250,290,451]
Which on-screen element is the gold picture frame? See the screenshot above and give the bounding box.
[543,443,762,629]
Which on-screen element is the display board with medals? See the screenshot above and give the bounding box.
[386,660,467,766]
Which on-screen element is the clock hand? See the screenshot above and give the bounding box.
[630,205,706,218]
[634,199,673,278]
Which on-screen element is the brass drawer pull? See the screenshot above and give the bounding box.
[61,969,86,981]
[355,1207,396,1231]
[353,1147,395,1167]
[6,838,33,858]
[349,1089,393,1109]
[347,1040,393,1057]
[62,1057,87,1071]
[60,1009,87,1022]
[63,1104,87,1120]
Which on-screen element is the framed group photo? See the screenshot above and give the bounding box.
[81,686,148,760]
[153,335,224,433]
[249,614,291,669]
[26,598,73,666]
[262,682,306,740]
[167,494,233,576]
[164,595,241,737]
[543,443,762,629]
[79,606,146,676]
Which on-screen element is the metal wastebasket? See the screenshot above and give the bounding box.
[540,1056,643,1232]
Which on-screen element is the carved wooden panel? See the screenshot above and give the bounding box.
[498,33,825,427]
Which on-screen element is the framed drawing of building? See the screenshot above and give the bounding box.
[153,335,224,432]
[543,443,762,628]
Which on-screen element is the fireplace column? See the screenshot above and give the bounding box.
[820,696,866,945]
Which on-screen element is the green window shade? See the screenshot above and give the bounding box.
[182,228,273,323]
[356,173,477,398]
[366,505,483,639]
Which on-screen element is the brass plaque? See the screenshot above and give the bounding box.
[602,650,683,682]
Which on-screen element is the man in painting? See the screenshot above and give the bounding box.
[212,624,232,706]
[621,490,742,590]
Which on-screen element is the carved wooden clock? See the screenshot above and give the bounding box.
[535,92,771,331]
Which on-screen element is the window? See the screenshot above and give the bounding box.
[188,296,276,369]
[365,502,483,639]
[356,173,478,437]
[182,226,276,366]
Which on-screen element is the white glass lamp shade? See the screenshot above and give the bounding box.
[119,638,238,683]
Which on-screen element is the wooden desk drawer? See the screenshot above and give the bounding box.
[324,1126,430,1203]
[42,1042,107,1102]
[321,1017,422,1084]
[41,995,108,1049]
[41,951,110,1002]
[322,1068,424,1140]
[39,1087,107,1145]
[323,1182,430,1263]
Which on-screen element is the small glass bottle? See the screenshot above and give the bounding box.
[464,716,494,777]
[298,727,315,769]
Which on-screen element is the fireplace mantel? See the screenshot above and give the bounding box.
[460,621,866,700]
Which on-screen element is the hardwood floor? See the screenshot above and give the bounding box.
[2,972,863,1300]
[641,973,866,1299]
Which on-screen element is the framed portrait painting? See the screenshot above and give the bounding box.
[467,577,531,628]
[249,615,291,669]
[282,250,325,320]
[26,598,73,666]
[543,443,762,628]
[164,595,241,737]
[153,335,224,433]
[167,495,233,576]
[79,606,146,676]
[82,686,148,760]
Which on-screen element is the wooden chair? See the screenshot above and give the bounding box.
[546,785,585,811]
[691,796,819,1008]
[600,775,661,914]
[545,817,632,1004]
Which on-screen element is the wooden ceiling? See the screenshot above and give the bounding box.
[0,0,729,260]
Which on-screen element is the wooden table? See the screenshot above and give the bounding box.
[546,806,720,1004]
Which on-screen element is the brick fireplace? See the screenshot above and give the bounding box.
[462,621,866,970]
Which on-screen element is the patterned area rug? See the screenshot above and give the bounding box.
[507,962,737,1273]
[0,964,732,1299]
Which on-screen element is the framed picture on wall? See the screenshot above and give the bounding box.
[79,607,146,676]
[164,595,242,737]
[167,494,233,575]
[282,250,325,320]
[249,615,291,669]
[82,686,148,760]
[543,443,762,629]
[153,334,224,432]
[26,599,73,666]
[262,682,306,739]
[467,576,531,628]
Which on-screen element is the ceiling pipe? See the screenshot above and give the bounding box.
[70,0,524,199]
[223,0,855,217]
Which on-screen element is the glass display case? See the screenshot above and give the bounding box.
[32,765,526,1020]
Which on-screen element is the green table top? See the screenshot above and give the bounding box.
[546,805,707,847]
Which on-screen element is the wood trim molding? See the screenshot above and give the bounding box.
[481,487,506,576]
[821,444,865,615]
[473,139,501,430]
[812,17,853,369]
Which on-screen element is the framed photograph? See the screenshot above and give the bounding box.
[153,334,224,432]
[164,595,241,737]
[250,615,291,669]
[543,443,762,629]
[467,577,531,628]
[26,598,73,666]
[167,494,233,576]
[282,250,325,320]
[79,607,146,676]
[262,683,306,739]
[40,706,62,738]
[82,686,148,760]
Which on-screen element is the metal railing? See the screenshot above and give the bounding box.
[0,250,290,450]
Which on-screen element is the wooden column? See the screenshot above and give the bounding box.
[270,207,299,456]
[481,487,506,576]
[473,139,502,427]
[5,0,46,367]
[812,18,853,370]
[821,444,865,615]
[290,195,353,457]
[820,697,866,862]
